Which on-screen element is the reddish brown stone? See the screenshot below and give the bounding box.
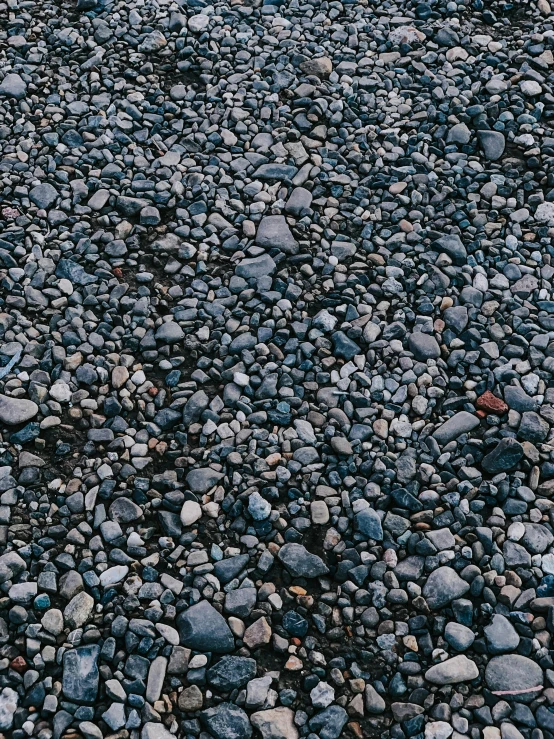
[10,656,27,673]
[476,390,508,415]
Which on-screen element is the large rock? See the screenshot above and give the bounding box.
[481,438,524,474]
[0,687,18,730]
[433,412,480,444]
[0,73,27,100]
[484,614,520,654]
[425,655,479,684]
[0,551,26,584]
[300,56,333,77]
[200,703,252,739]
[423,566,470,609]
[355,508,383,540]
[431,234,467,265]
[478,130,506,160]
[29,183,58,210]
[176,600,234,653]
[408,332,440,361]
[256,215,299,255]
[186,467,224,494]
[62,646,100,703]
[0,396,38,425]
[485,655,543,695]
[278,543,328,578]
[235,254,277,280]
[207,656,257,690]
[251,708,299,739]
[308,706,348,739]
[142,724,174,739]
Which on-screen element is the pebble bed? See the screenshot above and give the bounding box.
[2,0,554,739]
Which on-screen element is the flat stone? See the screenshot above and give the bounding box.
[425,655,479,684]
[433,412,480,444]
[485,655,543,695]
[0,396,38,425]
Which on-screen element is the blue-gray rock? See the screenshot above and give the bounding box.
[176,600,234,653]
[235,254,277,280]
[355,508,383,541]
[423,566,470,609]
[200,703,252,739]
[285,187,312,215]
[207,656,257,690]
[432,234,467,265]
[62,646,100,703]
[308,706,348,739]
[0,73,26,100]
[485,655,543,694]
[444,622,475,651]
[478,130,505,161]
[256,215,298,254]
[182,389,209,426]
[55,259,98,286]
[504,385,537,412]
[433,412,480,445]
[213,554,250,584]
[518,411,549,443]
[408,332,440,361]
[255,164,298,181]
[278,543,328,578]
[447,123,471,144]
[484,614,520,654]
[186,467,224,494]
[332,331,360,360]
[482,438,524,474]
[522,523,553,554]
[29,183,58,209]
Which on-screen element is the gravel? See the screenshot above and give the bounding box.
[1,0,554,738]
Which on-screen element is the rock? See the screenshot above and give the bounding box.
[176,600,234,653]
[365,684,386,714]
[0,73,26,100]
[186,468,224,493]
[423,566,470,609]
[62,646,100,703]
[432,234,467,265]
[29,183,58,209]
[478,131,506,160]
[207,656,257,690]
[277,543,329,578]
[200,704,252,739]
[408,333,441,361]
[433,411,480,444]
[256,216,298,254]
[484,614,520,654]
[485,655,543,694]
[481,438,524,474]
[425,655,479,684]
[0,688,18,730]
[0,396,38,425]
[300,57,333,76]
[251,708,299,739]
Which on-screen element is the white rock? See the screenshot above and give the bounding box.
[180,500,202,526]
[0,687,18,730]
[99,565,129,587]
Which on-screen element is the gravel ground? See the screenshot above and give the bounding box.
[2,0,554,738]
